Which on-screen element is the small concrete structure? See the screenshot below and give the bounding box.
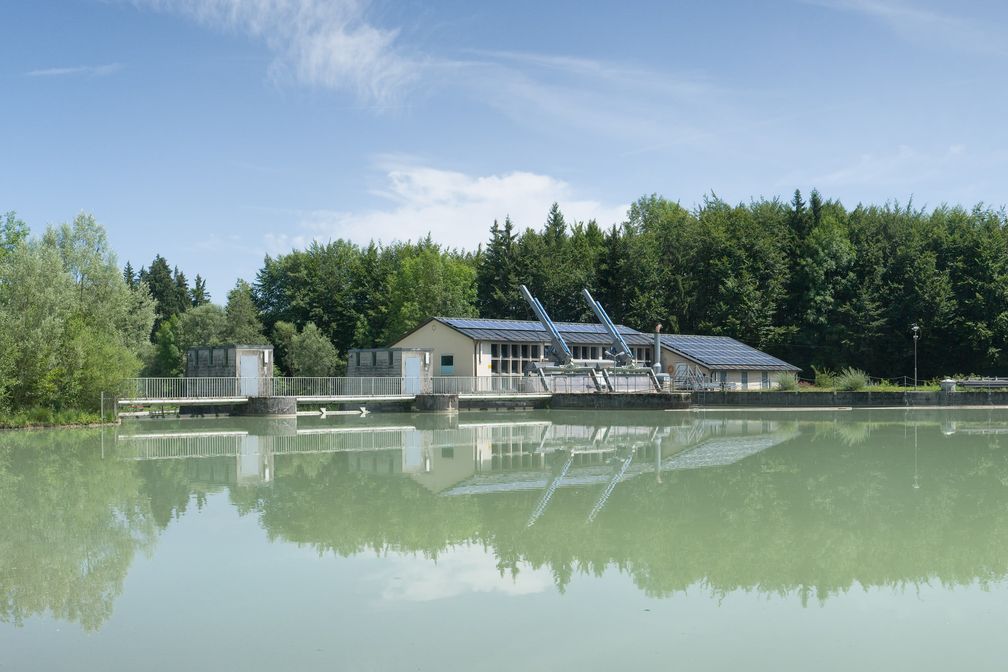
[347,347,433,392]
[186,344,274,397]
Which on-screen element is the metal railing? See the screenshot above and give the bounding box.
[123,373,664,402]
[271,377,411,398]
[123,377,251,400]
[429,376,542,395]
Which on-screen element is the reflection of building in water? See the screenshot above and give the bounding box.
[117,417,797,497]
[119,430,275,486]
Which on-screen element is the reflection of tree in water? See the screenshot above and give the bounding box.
[247,421,1008,604]
[0,430,157,631]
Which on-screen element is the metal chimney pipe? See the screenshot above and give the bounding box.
[654,323,662,371]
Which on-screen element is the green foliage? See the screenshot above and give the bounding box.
[152,314,183,376]
[0,213,153,413]
[834,367,870,391]
[813,367,836,388]
[224,279,265,343]
[384,242,477,341]
[0,407,103,429]
[178,303,226,352]
[289,322,344,376]
[138,254,190,335]
[775,372,799,391]
[0,211,29,259]
[271,320,297,375]
[190,274,210,307]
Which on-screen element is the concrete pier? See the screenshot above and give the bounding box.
[239,396,298,418]
[412,394,459,413]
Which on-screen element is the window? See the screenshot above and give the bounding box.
[440,354,455,375]
[762,371,770,389]
[741,371,748,387]
[488,341,542,376]
[590,347,599,360]
[441,447,454,459]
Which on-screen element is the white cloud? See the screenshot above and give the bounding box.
[25,63,123,77]
[264,160,629,254]
[137,0,417,105]
[372,544,553,602]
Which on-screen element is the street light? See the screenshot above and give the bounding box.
[911,323,920,390]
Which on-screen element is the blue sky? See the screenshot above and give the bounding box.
[2,0,1007,300]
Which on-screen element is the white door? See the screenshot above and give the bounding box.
[404,356,421,394]
[240,354,260,396]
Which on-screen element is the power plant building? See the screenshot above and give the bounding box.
[390,317,798,389]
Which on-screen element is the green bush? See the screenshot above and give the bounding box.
[813,366,836,388]
[834,367,870,391]
[775,372,799,391]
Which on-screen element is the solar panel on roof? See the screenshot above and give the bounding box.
[660,335,798,370]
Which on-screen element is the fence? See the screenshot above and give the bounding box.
[123,374,662,402]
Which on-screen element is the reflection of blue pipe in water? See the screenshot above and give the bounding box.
[526,451,576,528]
[587,448,636,523]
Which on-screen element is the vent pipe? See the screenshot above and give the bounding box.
[654,323,662,372]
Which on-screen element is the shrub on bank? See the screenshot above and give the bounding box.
[775,372,799,391]
[813,366,836,388]
[0,407,103,429]
[834,367,870,391]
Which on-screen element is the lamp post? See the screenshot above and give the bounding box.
[911,323,920,390]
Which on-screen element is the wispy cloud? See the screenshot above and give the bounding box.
[263,158,628,254]
[778,143,968,188]
[369,544,553,602]
[133,1,737,145]
[807,0,1006,55]
[25,63,123,77]
[136,0,418,106]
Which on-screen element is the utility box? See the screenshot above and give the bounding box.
[185,344,274,397]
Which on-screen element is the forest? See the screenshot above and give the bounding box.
[2,189,1007,419]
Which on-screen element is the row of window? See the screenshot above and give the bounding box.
[490,342,542,374]
[353,351,391,367]
[712,370,772,388]
[489,342,653,374]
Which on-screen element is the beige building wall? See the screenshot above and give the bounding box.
[394,321,478,377]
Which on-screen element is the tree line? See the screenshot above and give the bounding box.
[253,194,1008,381]
[2,191,1006,415]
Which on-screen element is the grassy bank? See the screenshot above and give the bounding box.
[0,407,107,430]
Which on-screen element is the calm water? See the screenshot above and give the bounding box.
[3,408,1008,671]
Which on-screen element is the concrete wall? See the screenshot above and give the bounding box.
[394,321,477,377]
[694,390,1008,407]
[549,392,690,410]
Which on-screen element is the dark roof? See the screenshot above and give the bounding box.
[660,335,799,371]
[433,317,655,347]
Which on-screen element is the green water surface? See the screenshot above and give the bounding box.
[2,409,1008,671]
